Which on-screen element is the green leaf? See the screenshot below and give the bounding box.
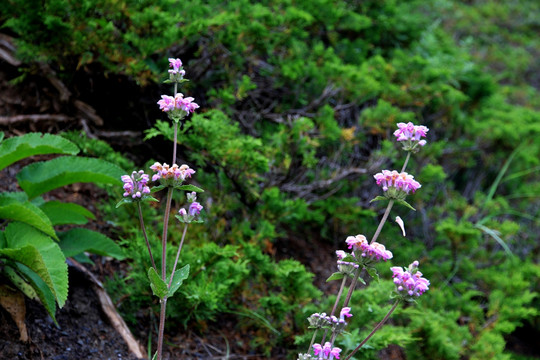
[58,228,125,260]
[12,263,58,325]
[2,222,68,307]
[175,184,204,192]
[366,267,379,282]
[168,264,190,298]
[0,132,4,143]
[370,195,388,203]
[326,272,344,282]
[148,267,168,299]
[396,199,416,211]
[16,156,124,199]
[0,133,79,171]
[0,193,58,240]
[151,184,166,193]
[3,265,39,300]
[115,197,134,208]
[39,201,95,226]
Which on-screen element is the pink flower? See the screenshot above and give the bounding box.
[391,261,430,297]
[168,58,182,72]
[339,307,352,320]
[157,95,176,112]
[374,170,421,194]
[345,234,367,250]
[121,170,150,199]
[150,162,196,182]
[189,202,203,216]
[394,122,429,144]
[312,343,342,359]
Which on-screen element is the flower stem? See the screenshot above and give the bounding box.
[341,268,361,309]
[330,276,348,316]
[307,329,318,354]
[343,300,400,360]
[168,224,189,288]
[370,200,394,245]
[321,276,349,344]
[156,297,168,360]
[161,188,173,281]
[137,202,156,270]
[401,152,411,173]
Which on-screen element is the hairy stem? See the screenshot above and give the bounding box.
[169,224,189,288]
[370,200,394,245]
[161,188,174,280]
[321,276,349,344]
[137,202,156,270]
[307,329,318,354]
[156,297,168,360]
[343,300,400,360]
[401,152,411,173]
[341,268,361,309]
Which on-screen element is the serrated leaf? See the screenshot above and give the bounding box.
[168,264,189,298]
[12,263,58,325]
[1,223,67,307]
[369,195,388,203]
[175,184,204,193]
[58,228,125,260]
[0,133,79,171]
[40,201,95,226]
[0,193,58,240]
[17,156,124,199]
[396,199,416,211]
[326,272,345,282]
[148,267,168,299]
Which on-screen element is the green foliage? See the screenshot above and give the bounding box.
[16,155,124,199]
[5,0,539,357]
[0,133,125,321]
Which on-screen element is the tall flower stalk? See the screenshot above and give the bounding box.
[117,58,203,360]
[298,122,430,360]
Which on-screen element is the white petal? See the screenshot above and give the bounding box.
[396,216,406,237]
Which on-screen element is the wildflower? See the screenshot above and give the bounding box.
[189,202,203,216]
[394,122,429,152]
[345,235,393,262]
[339,307,353,320]
[150,162,195,184]
[121,170,150,199]
[187,191,197,202]
[156,93,199,121]
[168,58,186,81]
[313,342,342,359]
[374,170,421,200]
[391,261,430,298]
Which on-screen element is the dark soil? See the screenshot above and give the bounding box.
[0,268,142,360]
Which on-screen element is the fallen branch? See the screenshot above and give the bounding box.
[0,114,73,125]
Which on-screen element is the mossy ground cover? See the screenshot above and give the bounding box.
[1,0,539,358]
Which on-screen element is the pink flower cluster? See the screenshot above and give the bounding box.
[374,170,421,194]
[121,171,150,199]
[150,162,195,182]
[391,261,430,297]
[345,235,393,261]
[168,58,185,77]
[157,93,199,114]
[313,342,342,359]
[394,122,429,146]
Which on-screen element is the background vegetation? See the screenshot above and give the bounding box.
[1,0,539,358]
